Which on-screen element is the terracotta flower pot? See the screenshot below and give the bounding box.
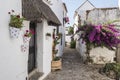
[9,27,20,38]
[51,59,62,71]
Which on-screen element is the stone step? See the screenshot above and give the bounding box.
[29,72,43,80]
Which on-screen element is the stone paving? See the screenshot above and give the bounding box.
[44,47,114,80]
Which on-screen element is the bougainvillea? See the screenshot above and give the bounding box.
[76,23,120,50]
[76,22,120,63]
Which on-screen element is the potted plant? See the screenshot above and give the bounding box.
[51,33,62,71]
[76,21,120,64]
[46,33,51,39]
[8,10,25,38]
[23,30,34,43]
[46,33,51,37]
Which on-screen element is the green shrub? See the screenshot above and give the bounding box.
[70,40,76,48]
[68,27,74,35]
[102,63,120,78]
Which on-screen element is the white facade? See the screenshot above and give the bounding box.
[38,1,67,79]
[36,19,53,80]
[0,0,29,80]
[0,0,67,80]
[76,33,115,64]
[46,0,67,56]
[65,27,72,46]
[75,7,120,64]
[74,0,95,26]
[73,0,95,42]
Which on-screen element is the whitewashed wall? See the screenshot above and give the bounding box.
[76,32,115,64]
[63,3,68,50]
[0,0,29,80]
[74,1,95,35]
[90,47,115,64]
[37,0,66,79]
[75,1,95,25]
[37,19,53,80]
[76,8,120,64]
[77,1,95,11]
[65,27,72,46]
[65,35,71,46]
[87,8,120,25]
[49,0,65,56]
[42,20,53,76]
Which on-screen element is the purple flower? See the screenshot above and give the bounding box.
[88,28,97,42]
[77,23,120,50]
[95,25,102,33]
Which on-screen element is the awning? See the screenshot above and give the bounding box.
[22,0,61,26]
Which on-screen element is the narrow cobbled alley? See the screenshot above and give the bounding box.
[44,47,114,80]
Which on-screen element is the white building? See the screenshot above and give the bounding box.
[74,0,119,64]
[74,0,95,27]
[0,0,67,80]
[65,27,72,46]
[48,0,68,56]
[73,0,95,42]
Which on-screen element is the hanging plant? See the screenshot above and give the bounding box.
[23,30,34,43]
[8,10,25,28]
[8,10,25,38]
[24,30,34,37]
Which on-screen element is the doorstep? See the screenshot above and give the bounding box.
[28,69,44,80]
[38,73,50,80]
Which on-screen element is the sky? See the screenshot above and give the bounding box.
[62,0,118,26]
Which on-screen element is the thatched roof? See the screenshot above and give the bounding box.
[22,0,61,26]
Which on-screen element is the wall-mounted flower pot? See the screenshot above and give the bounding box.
[9,27,20,38]
[21,44,28,53]
[46,33,51,37]
[46,33,51,40]
[23,36,31,43]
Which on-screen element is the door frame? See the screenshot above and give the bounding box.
[28,22,37,73]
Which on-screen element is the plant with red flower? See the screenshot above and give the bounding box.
[8,10,25,28]
[24,30,34,37]
[64,17,69,23]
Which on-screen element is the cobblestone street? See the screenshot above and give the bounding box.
[44,47,114,80]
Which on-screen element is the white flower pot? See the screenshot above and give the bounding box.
[23,36,31,43]
[21,45,28,53]
[9,27,20,38]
